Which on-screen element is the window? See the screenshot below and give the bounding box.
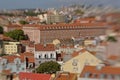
[51,54,54,58]
[73,67,78,72]
[84,72,90,78]
[39,55,42,59]
[100,74,107,79]
[72,59,78,66]
[44,54,48,59]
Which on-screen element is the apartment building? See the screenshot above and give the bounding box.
[3,41,24,54]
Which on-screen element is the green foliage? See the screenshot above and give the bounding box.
[107,36,117,42]
[74,9,84,15]
[36,61,61,74]
[19,20,28,25]
[4,29,28,41]
[0,53,8,57]
[0,26,3,34]
[0,13,14,16]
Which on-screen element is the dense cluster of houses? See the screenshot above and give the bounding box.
[0,8,120,80]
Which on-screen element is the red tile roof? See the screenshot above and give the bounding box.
[55,72,77,80]
[24,23,107,30]
[2,52,34,63]
[0,34,12,41]
[108,55,119,60]
[20,52,35,63]
[35,44,55,51]
[71,51,79,58]
[80,65,120,78]
[6,24,22,28]
[74,17,96,23]
[2,70,11,75]
[19,72,51,80]
[2,55,22,63]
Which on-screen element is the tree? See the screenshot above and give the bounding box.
[19,20,28,25]
[36,61,61,74]
[107,36,117,42]
[0,26,3,34]
[0,53,8,57]
[4,29,28,41]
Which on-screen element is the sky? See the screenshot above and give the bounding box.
[0,0,120,9]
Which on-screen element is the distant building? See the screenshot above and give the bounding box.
[47,14,66,24]
[23,23,107,44]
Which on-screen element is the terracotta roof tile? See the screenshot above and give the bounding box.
[19,72,51,80]
[71,51,79,58]
[35,44,55,51]
[2,70,11,75]
[2,55,22,63]
[80,65,120,78]
[24,23,107,30]
[108,55,119,60]
[0,34,12,40]
[55,72,77,80]
[6,24,22,28]
[20,52,34,63]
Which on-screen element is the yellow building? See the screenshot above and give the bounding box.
[84,39,96,46]
[4,42,20,54]
[62,49,102,74]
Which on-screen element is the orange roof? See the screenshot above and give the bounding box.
[24,23,107,30]
[2,55,22,63]
[99,41,108,46]
[20,52,34,63]
[0,34,12,41]
[108,55,119,60]
[105,12,120,17]
[71,51,79,58]
[2,52,34,63]
[6,24,22,28]
[71,49,88,58]
[2,70,11,75]
[19,72,51,80]
[74,17,96,23]
[35,44,55,51]
[55,72,77,80]
[80,66,120,78]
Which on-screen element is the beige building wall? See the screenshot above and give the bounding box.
[62,51,102,74]
[4,42,20,54]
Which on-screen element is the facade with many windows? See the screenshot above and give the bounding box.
[23,23,107,44]
[3,41,23,54]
